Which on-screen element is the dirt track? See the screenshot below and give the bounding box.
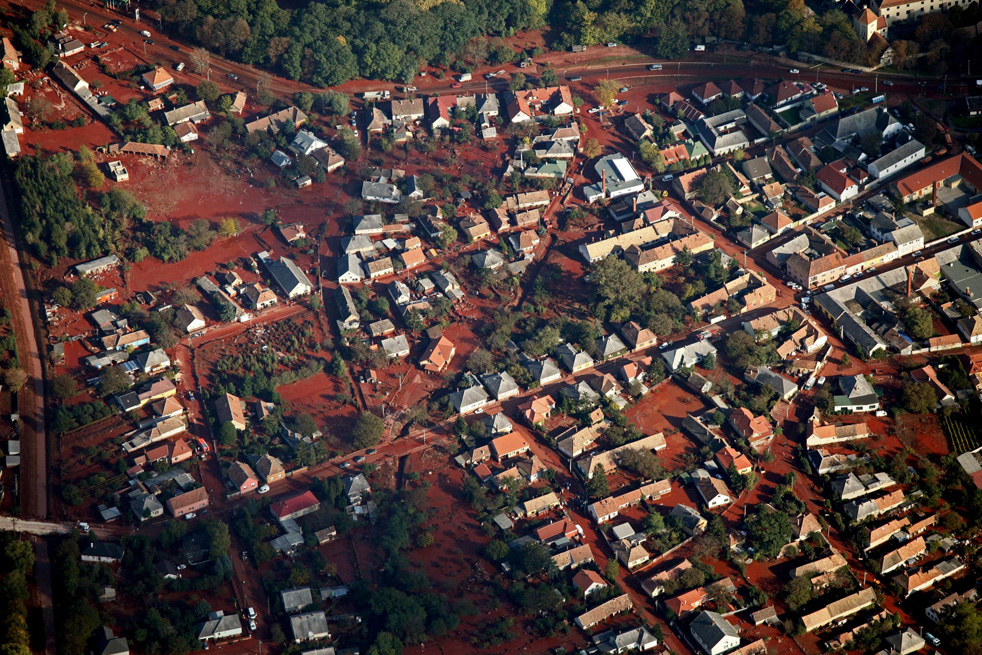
[0,174,47,519]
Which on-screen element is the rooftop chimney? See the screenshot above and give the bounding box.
[633,196,638,214]
[602,169,607,196]
[907,265,913,297]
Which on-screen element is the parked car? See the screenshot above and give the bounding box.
[170,45,181,51]
[947,236,960,244]
[882,80,893,86]
[451,82,462,88]
[789,68,799,73]
[258,484,270,494]
[925,633,940,647]
[139,30,152,37]
[588,107,600,114]
[649,64,662,70]
[227,73,238,80]
[340,462,352,469]
[78,522,90,533]
[184,512,196,520]
[353,455,366,463]
[913,250,923,257]
[247,608,257,620]
[569,75,582,81]
[175,62,185,71]
[606,42,618,47]
[366,448,378,455]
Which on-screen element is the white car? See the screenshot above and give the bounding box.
[258,484,270,494]
[184,512,196,520]
[249,620,257,631]
[947,236,959,244]
[139,30,152,37]
[661,174,674,182]
[789,68,799,74]
[247,607,257,620]
[587,107,600,114]
[882,80,894,86]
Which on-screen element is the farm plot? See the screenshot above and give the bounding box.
[942,414,982,454]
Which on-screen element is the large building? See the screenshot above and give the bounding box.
[583,154,646,202]
[871,0,976,25]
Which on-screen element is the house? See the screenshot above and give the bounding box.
[833,375,880,413]
[801,588,877,632]
[573,569,609,598]
[761,210,793,235]
[352,214,384,236]
[671,504,708,536]
[878,536,926,574]
[459,215,491,242]
[130,492,164,521]
[716,446,752,475]
[312,146,345,173]
[957,315,982,345]
[692,82,723,105]
[694,476,732,508]
[695,110,750,156]
[551,544,595,571]
[742,157,773,184]
[818,163,860,201]
[910,364,955,406]
[526,357,563,386]
[801,91,839,122]
[665,587,710,616]
[196,611,243,642]
[399,247,426,271]
[472,249,505,271]
[215,393,247,431]
[381,334,410,358]
[163,101,209,126]
[173,304,206,333]
[661,341,717,371]
[2,37,20,71]
[82,542,124,563]
[419,335,456,374]
[270,490,320,521]
[255,453,286,483]
[508,230,540,254]
[343,473,371,505]
[449,385,490,414]
[505,86,574,123]
[362,181,402,204]
[577,433,667,478]
[597,333,628,360]
[619,321,658,351]
[867,139,925,179]
[241,283,277,309]
[516,491,561,518]
[586,480,672,523]
[141,67,173,92]
[290,130,327,156]
[227,461,259,494]
[854,6,888,39]
[574,594,633,630]
[489,432,529,461]
[481,371,520,401]
[557,343,594,373]
[895,558,966,596]
[290,611,330,643]
[690,611,740,655]
[519,395,556,426]
[165,486,210,518]
[623,113,653,141]
[170,438,193,464]
[95,626,129,655]
[614,542,651,570]
[427,96,454,132]
[390,98,425,122]
[926,588,979,623]
[281,587,314,614]
[245,106,308,134]
[262,255,314,298]
[582,153,646,203]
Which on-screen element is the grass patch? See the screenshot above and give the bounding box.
[913,213,962,241]
[776,105,803,126]
[941,413,982,454]
[951,115,982,129]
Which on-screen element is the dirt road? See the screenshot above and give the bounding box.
[0,175,47,519]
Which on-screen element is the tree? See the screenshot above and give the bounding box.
[51,374,77,400]
[219,421,238,446]
[638,141,665,172]
[335,127,362,161]
[197,80,221,103]
[190,47,211,74]
[594,80,619,108]
[723,330,758,369]
[900,380,938,414]
[891,40,918,70]
[583,138,602,160]
[353,412,385,449]
[97,365,130,396]
[697,170,735,207]
[745,508,793,559]
[539,67,558,87]
[485,539,509,561]
[217,217,241,237]
[321,91,351,116]
[658,20,690,60]
[3,368,27,392]
[619,448,664,480]
[187,218,216,250]
[784,576,814,611]
[938,601,982,655]
[294,412,318,438]
[903,306,936,339]
[604,558,620,582]
[587,464,610,499]
[69,277,100,310]
[509,72,526,91]
[204,520,231,559]
[703,352,717,370]
[77,160,104,190]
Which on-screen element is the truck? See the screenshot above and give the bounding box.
[571,45,587,52]
[361,90,390,101]
[457,72,472,82]
[693,44,706,52]
[871,94,885,104]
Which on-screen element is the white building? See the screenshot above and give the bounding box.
[867,140,926,179]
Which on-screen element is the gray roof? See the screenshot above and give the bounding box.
[289,611,329,641]
[839,374,877,402]
[353,213,384,234]
[449,385,489,412]
[869,139,924,173]
[824,106,898,142]
[281,587,314,613]
[690,611,738,649]
[362,180,402,203]
[265,257,313,297]
[561,380,601,403]
[381,334,410,357]
[482,412,514,435]
[163,100,209,126]
[557,343,595,371]
[197,611,243,640]
[597,333,627,358]
[343,473,371,501]
[341,234,376,255]
[481,371,520,399]
[472,249,505,270]
[661,341,717,370]
[337,253,365,281]
[742,157,773,181]
[527,357,562,384]
[133,348,169,371]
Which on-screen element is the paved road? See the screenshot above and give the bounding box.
[0,517,73,535]
[32,536,57,655]
[0,175,47,519]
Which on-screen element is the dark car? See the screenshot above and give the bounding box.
[353,455,366,463]
[170,45,180,51]
[228,73,239,80]
[366,448,377,455]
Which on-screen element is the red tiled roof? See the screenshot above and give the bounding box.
[270,490,319,519]
[894,153,982,198]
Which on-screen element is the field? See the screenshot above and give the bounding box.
[941,413,982,454]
